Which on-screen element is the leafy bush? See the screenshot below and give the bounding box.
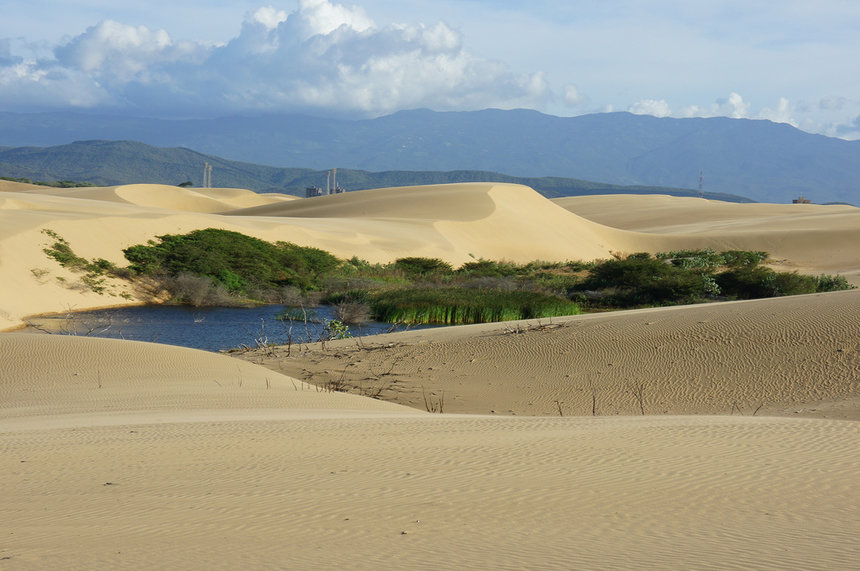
[123,228,339,294]
[721,250,768,268]
[716,266,820,298]
[457,259,523,277]
[817,274,855,292]
[656,249,768,270]
[573,253,719,306]
[393,257,453,277]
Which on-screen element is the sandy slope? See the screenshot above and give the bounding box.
[0,180,49,192]
[241,289,860,421]
[1,184,859,568]
[1,333,857,569]
[20,184,298,213]
[0,334,415,427]
[556,194,860,282]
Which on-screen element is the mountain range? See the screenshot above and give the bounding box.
[0,140,752,202]
[1,109,858,204]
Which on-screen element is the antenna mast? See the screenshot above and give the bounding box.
[698,170,704,198]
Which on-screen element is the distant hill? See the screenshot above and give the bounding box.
[0,109,858,203]
[0,140,753,202]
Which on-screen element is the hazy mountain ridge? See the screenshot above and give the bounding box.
[0,140,755,202]
[1,109,857,203]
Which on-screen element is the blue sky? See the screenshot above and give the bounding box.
[2,0,859,138]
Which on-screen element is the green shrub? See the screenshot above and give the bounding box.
[580,254,670,290]
[816,274,855,292]
[721,250,768,268]
[457,259,523,277]
[574,253,718,306]
[393,257,453,277]
[122,229,339,293]
[716,266,818,298]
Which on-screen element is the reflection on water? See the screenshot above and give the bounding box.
[24,304,420,352]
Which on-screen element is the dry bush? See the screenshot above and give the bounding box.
[335,301,371,324]
[166,272,234,307]
[277,286,305,305]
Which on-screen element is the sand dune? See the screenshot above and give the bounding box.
[0,179,49,192]
[0,334,415,428]
[1,332,857,569]
[243,289,860,421]
[21,183,297,213]
[556,194,860,281]
[1,183,859,568]
[228,182,632,262]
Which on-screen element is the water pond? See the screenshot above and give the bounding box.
[24,304,423,352]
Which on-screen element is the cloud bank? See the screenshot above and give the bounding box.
[0,0,548,117]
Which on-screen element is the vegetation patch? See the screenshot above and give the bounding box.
[570,250,852,309]
[42,228,855,321]
[123,229,339,299]
[2,176,96,188]
[41,229,126,295]
[370,287,580,325]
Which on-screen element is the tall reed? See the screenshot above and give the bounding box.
[371,287,580,325]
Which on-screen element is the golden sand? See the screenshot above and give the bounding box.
[1,183,858,568]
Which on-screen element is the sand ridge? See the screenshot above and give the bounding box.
[19,183,297,213]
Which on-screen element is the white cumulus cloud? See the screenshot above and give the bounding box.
[563,84,588,107]
[626,92,808,129]
[628,98,672,117]
[0,0,549,116]
[758,97,796,126]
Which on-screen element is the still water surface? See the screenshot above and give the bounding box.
[27,304,421,352]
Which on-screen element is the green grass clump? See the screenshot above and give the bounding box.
[371,287,580,324]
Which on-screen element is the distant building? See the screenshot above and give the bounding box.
[792,196,812,204]
[305,170,346,198]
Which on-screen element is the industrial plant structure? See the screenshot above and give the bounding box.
[306,168,345,197]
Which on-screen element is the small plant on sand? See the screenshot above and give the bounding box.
[422,387,445,413]
[40,229,126,295]
[321,319,352,340]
